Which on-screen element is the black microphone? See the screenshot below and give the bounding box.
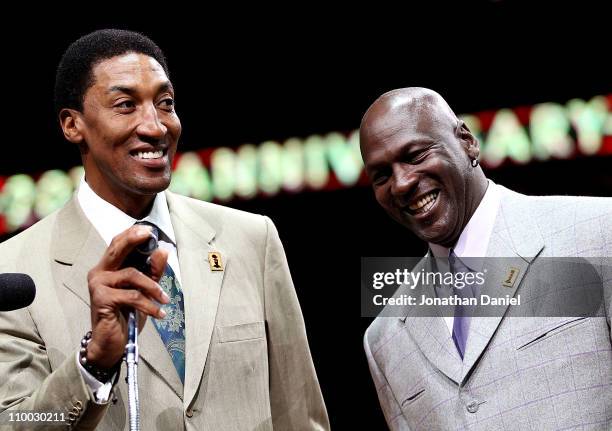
[0,273,36,312]
[122,223,159,274]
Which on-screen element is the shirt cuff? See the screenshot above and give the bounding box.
[75,351,116,404]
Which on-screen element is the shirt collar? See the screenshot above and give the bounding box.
[77,175,176,246]
[429,179,501,261]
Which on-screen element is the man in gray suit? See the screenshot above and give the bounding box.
[360,87,611,430]
[0,29,329,430]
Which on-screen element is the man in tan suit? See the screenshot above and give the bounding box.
[0,29,329,430]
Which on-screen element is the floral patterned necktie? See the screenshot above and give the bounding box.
[132,221,186,384]
[154,262,186,384]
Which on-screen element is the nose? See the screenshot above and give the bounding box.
[390,164,418,201]
[136,102,167,139]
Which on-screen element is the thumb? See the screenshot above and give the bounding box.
[149,248,169,282]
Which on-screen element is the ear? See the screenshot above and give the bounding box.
[456,120,480,161]
[59,108,85,144]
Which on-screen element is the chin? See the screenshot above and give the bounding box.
[415,230,445,245]
[131,177,171,195]
[412,218,456,247]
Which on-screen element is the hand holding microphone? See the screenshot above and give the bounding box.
[85,224,170,370]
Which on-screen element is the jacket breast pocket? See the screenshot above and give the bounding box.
[513,316,608,403]
[217,321,266,343]
[516,317,588,351]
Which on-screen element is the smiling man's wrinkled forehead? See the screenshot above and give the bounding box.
[360,87,458,145]
[93,53,172,91]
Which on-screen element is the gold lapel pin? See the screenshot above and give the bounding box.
[502,267,520,288]
[208,252,224,271]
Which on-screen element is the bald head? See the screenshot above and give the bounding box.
[359,87,487,247]
[361,87,459,148]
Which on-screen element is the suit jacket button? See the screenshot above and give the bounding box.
[467,401,479,413]
[186,408,194,418]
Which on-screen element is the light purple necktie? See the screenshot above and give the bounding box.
[449,250,474,360]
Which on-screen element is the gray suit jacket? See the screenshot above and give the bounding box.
[364,186,612,430]
[0,191,329,430]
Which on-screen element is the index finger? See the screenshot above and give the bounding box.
[98,224,154,271]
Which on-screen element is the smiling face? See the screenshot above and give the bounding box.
[360,89,486,247]
[61,52,181,218]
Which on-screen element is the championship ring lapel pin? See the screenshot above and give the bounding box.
[502,267,519,288]
[208,252,224,271]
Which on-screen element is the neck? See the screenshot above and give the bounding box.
[100,190,155,219]
[469,172,489,217]
[436,173,489,249]
[85,178,156,219]
[113,194,156,220]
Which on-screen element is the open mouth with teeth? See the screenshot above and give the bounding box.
[128,148,170,169]
[131,149,166,160]
[405,190,439,216]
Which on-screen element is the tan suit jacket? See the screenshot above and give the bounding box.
[0,191,329,430]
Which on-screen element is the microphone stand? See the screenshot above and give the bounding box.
[123,223,159,431]
[126,311,140,431]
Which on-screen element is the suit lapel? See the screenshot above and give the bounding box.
[460,187,544,382]
[165,192,227,409]
[54,197,108,306]
[460,256,529,382]
[402,258,463,385]
[52,196,184,399]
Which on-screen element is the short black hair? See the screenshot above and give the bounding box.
[54,29,169,115]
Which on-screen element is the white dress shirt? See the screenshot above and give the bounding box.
[429,180,501,334]
[75,176,182,402]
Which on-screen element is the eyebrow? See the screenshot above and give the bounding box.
[365,139,435,173]
[404,138,436,147]
[107,81,174,95]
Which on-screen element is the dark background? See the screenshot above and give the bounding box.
[2,4,610,429]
